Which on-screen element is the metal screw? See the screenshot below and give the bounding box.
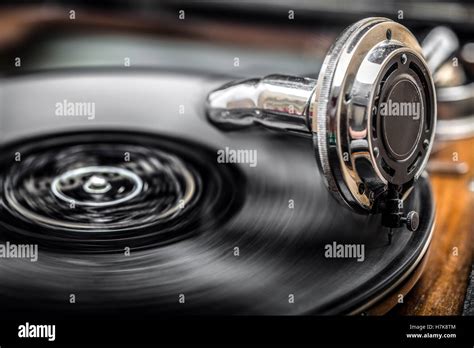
[423,139,430,150]
[373,147,380,158]
[405,211,419,231]
[401,53,408,64]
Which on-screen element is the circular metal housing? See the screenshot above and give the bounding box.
[312,17,436,212]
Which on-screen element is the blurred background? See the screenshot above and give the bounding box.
[0,0,473,139]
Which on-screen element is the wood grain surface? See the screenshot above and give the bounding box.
[393,138,474,315]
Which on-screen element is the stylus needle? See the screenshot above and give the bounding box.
[388,228,393,245]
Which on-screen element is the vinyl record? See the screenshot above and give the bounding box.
[0,70,435,316]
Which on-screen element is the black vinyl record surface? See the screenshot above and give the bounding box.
[0,70,434,316]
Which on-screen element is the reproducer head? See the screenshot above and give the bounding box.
[206,17,436,229]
